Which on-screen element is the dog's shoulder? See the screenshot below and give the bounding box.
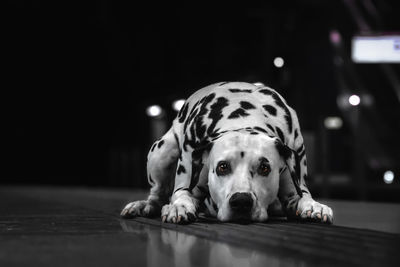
[173,82,299,153]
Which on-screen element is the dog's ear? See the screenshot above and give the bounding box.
[274,139,303,197]
[192,139,213,163]
[189,139,213,191]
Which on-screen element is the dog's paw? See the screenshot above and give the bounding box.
[161,202,197,224]
[120,200,160,218]
[296,197,333,224]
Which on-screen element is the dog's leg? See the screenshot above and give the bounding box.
[279,120,333,223]
[160,147,206,224]
[278,167,333,224]
[121,127,180,218]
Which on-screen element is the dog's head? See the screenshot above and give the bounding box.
[206,130,297,222]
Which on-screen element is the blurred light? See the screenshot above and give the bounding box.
[146,105,163,117]
[361,93,373,107]
[273,57,284,68]
[383,170,394,184]
[172,99,185,112]
[253,82,265,87]
[337,94,349,110]
[324,117,343,129]
[330,30,342,45]
[352,35,400,63]
[348,95,361,106]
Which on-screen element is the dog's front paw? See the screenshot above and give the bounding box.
[161,202,197,224]
[296,197,333,224]
[120,200,160,218]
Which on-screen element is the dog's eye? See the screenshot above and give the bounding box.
[258,163,270,176]
[216,161,231,176]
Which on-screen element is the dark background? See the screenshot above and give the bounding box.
[4,1,400,201]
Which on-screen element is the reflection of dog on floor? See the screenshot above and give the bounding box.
[121,82,333,224]
[119,220,299,267]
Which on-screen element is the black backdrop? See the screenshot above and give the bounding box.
[4,1,400,195]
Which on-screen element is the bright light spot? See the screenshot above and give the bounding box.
[383,170,394,184]
[324,117,343,129]
[146,105,162,117]
[352,35,400,63]
[172,99,186,112]
[348,95,361,106]
[273,57,284,68]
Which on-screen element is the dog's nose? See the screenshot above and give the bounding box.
[229,192,253,213]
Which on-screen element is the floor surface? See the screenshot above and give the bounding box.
[1,186,399,267]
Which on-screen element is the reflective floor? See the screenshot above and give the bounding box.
[1,186,399,267]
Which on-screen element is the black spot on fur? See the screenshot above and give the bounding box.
[207,97,229,135]
[270,93,293,133]
[266,124,275,133]
[189,161,203,191]
[229,89,252,93]
[212,201,219,212]
[183,94,218,152]
[192,140,213,161]
[209,131,220,138]
[219,82,230,86]
[188,140,214,191]
[296,144,306,160]
[197,185,208,194]
[263,105,277,116]
[240,151,245,158]
[195,122,207,142]
[250,131,259,135]
[200,93,216,105]
[173,187,189,194]
[296,144,305,154]
[228,108,250,119]
[177,164,186,175]
[294,129,299,140]
[150,143,157,152]
[240,101,256,110]
[183,135,190,152]
[178,103,189,123]
[258,88,274,95]
[298,148,306,160]
[184,103,200,133]
[148,175,154,185]
[287,197,298,211]
[253,126,268,134]
[194,94,216,141]
[291,153,303,197]
[157,140,165,148]
[275,139,292,160]
[301,189,309,195]
[303,160,307,166]
[275,127,285,143]
[250,171,254,177]
[173,133,179,145]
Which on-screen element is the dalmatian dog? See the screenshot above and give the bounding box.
[121,82,333,224]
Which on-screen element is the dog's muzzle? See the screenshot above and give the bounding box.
[229,192,253,214]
